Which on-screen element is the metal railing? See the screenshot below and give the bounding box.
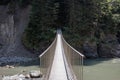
[39,29,84,80]
[39,37,57,80]
[62,35,84,80]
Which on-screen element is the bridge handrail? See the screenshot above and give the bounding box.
[62,35,84,57]
[39,36,57,58]
[39,34,57,80]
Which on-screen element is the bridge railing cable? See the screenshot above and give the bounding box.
[39,37,57,80]
[62,35,84,80]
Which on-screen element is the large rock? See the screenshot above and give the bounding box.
[99,34,120,58]
[83,34,120,58]
[29,70,42,78]
[111,45,120,57]
[99,44,120,58]
[83,41,98,58]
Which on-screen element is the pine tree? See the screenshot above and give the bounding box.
[25,0,56,51]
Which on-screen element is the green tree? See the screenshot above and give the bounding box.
[24,0,56,52]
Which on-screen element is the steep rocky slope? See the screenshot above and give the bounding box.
[0,5,37,64]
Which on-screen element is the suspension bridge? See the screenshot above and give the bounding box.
[39,29,84,80]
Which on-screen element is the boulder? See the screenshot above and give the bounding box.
[99,34,120,58]
[98,44,113,57]
[111,45,120,57]
[29,70,42,78]
[25,74,30,79]
[83,34,120,58]
[5,65,15,69]
[83,41,98,58]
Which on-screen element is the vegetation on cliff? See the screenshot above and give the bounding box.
[25,0,120,56]
[0,0,120,57]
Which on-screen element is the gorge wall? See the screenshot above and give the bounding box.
[0,5,36,58]
[0,0,120,59]
[82,34,120,58]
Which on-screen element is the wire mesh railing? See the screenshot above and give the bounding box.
[62,35,84,80]
[39,37,57,80]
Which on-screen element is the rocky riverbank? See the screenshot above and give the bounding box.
[83,34,120,58]
[2,70,43,80]
[0,58,41,80]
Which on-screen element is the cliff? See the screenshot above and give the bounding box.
[0,5,37,60]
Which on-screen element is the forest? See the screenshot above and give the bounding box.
[0,1,120,80]
[0,0,120,58]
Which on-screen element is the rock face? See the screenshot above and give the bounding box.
[83,41,98,58]
[100,44,120,57]
[111,45,120,57]
[83,34,120,58]
[0,5,36,59]
[99,34,120,57]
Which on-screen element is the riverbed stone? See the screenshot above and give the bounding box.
[29,70,42,78]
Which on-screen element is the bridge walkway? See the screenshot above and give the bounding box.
[39,29,84,80]
[48,31,68,80]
